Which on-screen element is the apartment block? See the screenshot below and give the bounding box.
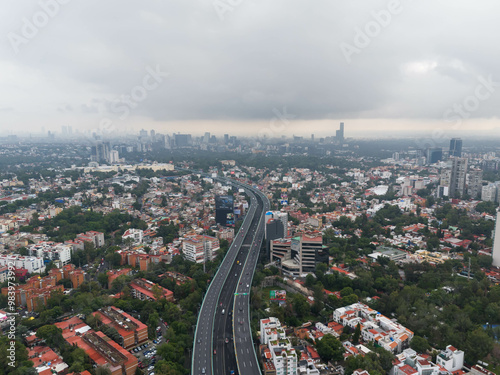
[182,234,220,263]
[123,229,144,245]
[1,273,64,312]
[260,317,297,375]
[28,242,72,266]
[130,278,174,302]
[0,254,45,274]
[467,168,483,199]
[107,269,132,289]
[333,303,413,354]
[392,348,454,375]
[54,317,138,375]
[93,306,148,349]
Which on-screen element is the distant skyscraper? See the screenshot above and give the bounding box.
[224,134,229,145]
[450,157,468,197]
[426,148,443,164]
[203,132,210,144]
[335,122,345,141]
[109,150,119,164]
[449,138,463,158]
[174,134,192,147]
[90,141,110,163]
[150,129,156,142]
[139,129,148,138]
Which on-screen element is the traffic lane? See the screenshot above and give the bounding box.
[193,188,262,374]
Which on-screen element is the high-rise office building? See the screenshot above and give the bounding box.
[449,157,468,197]
[174,134,192,148]
[426,148,443,164]
[449,138,463,158]
[224,134,229,145]
[90,141,110,163]
[335,122,345,141]
[292,233,328,275]
[109,150,119,164]
[203,132,210,144]
[215,195,234,226]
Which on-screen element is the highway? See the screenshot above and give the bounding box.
[191,178,269,375]
[232,188,269,375]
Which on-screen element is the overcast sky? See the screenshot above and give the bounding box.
[1,0,500,138]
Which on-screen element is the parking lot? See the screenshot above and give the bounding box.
[130,326,163,375]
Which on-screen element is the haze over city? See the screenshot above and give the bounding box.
[1,1,500,137]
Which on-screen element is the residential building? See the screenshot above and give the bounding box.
[107,269,132,289]
[28,345,69,375]
[93,306,148,349]
[122,229,144,245]
[261,317,286,345]
[467,168,483,199]
[54,317,138,375]
[28,242,72,266]
[1,273,64,311]
[182,234,220,263]
[130,278,174,302]
[0,266,9,283]
[260,317,297,375]
[449,157,468,198]
[333,303,413,354]
[0,254,45,274]
[492,211,500,267]
[481,183,498,202]
[76,231,105,248]
[436,345,464,372]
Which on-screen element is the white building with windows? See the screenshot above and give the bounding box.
[333,303,413,354]
[260,317,297,375]
[436,345,464,372]
[28,242,72,266]
[122,228,144,245]
[182,235,220,263]
[0,255,45,274]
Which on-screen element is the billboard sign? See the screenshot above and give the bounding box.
[270,290,286,301]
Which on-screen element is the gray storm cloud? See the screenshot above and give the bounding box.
[1,0,499,135]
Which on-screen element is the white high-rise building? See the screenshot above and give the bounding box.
[492,211,500,267]
[182,235,220,263]
[482,183,497,202]
[109,150,119,164]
